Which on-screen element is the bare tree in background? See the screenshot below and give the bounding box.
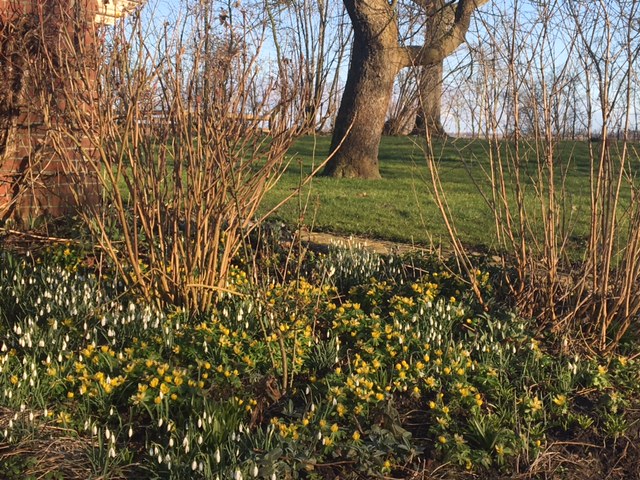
[324,0,488,179]
[266,0,350,134]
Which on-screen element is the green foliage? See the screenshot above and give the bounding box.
[1,246,639,478]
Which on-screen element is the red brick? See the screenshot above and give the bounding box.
[1,0,100,224]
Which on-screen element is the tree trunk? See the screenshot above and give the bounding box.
[412,61,447,136]
[413,1,453,137]
[324,0,400,179]
[325,0,488,179]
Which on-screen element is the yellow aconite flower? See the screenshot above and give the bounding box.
[438,435,447,444]
[529,396,543,413]
[149,377,159,388]
[330,423,339,433]
[552,395,567,407]
[352,431,361,441]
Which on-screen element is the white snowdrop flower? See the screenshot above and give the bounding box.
[197,418,202,428]
[0,343,6,352]
[158,418,163,428]
[169,437,174,448]
[128,426,133,438]
[57,353,63,362]
[234,469,243,480]
[20,404,25,412]
[110,407,114,416]
[305,386,310,395]
[197,435,203,445]
[199,462,204,472]
[252,464,259,477]
[182,436,189,449]
[158,453,163,464]
[29,411,34,422]
[38,340,45,347]
[105,428,111,441]
[215,448,221,463]
[191,460,198,471]
[317,431,322,440]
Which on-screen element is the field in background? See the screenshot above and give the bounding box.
[261,135,607,250]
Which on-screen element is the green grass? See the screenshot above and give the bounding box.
[260,136,617,250]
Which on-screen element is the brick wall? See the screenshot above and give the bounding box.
[0,0,99,225]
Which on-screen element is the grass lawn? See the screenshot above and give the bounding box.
[260,136,611,250]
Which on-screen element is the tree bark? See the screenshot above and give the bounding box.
[325,0,488,178]
[324,0,400,179]
[413,61,447,136]
[412,1,453,137]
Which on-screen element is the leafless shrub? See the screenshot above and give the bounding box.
[427,0,640,351]
[28,0,309,313]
